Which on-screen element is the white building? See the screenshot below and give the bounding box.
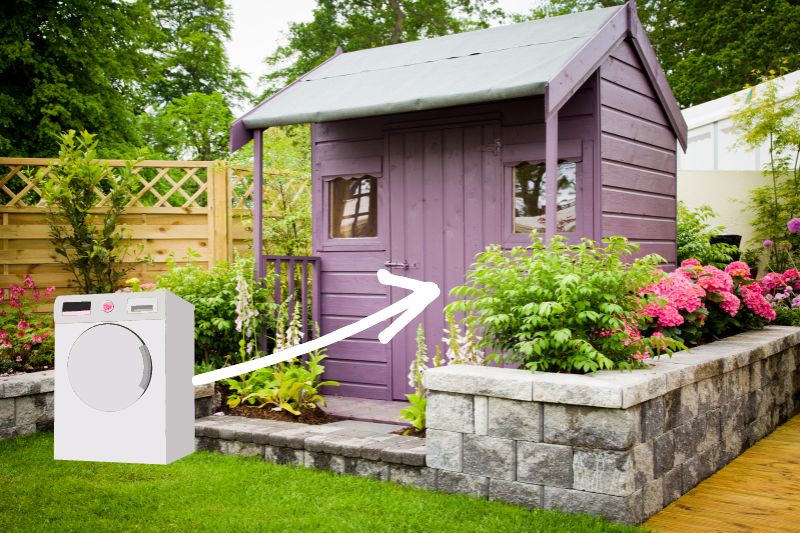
[677,70,800,246]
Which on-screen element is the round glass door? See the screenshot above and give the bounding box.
[67,323,152,412]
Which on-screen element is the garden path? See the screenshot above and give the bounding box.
[646,414,800,532]
[324,396,408,425]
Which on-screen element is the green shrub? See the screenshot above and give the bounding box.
[446,235,681,374]
[677,202,738,268]
[38,130,142,293]
[155,254,274,368]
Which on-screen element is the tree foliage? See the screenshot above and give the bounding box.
[260,0,503,97]
[519,0,800,107]
[0,0,246,158]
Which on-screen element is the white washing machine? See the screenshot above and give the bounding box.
[54,290,194,464]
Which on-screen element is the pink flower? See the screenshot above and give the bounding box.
[23,275,34,289]
[44,286,55,297]
[725,261,752,279]
[680,258,702,268]
[15,356,22,362]
[792,295,800,309]
[764,239,774,248]
[0,330,5,340]
[17,320,29,331]
[759,272,786,292]
[783,269,800,282]
[23,344,31,351]
[697,266,734,294]
[788,218,800,233]
[719,291,741,316]
[633,351,650,362]
[741,284,776,321]
[32,335,42,343]
[2,340,11,347]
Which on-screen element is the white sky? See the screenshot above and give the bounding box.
[226,0,541,108]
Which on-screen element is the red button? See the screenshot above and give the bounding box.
[102,301,114,313]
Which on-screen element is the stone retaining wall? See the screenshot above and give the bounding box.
[423,326,800,524]
[0,370,217,441]
[0,370,54,440]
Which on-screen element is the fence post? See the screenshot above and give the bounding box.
[207,161,231,267]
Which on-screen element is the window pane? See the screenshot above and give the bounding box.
[556,162,577,233]
[329,176,378,238]
[514,161,577,234]
[513,163,546,233]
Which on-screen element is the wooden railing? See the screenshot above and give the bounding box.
[262,255,321,341]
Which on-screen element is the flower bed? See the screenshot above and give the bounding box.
[422,326,800,524]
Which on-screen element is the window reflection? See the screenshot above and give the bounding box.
[513,161,577,233]
[329,176,378,238]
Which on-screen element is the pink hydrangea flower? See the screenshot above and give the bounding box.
[741,284,776,320]
[680,258,702,268]
[784,269,800,282]
[697,266,734,294]
[725,261,752,279]
[759,272,786,291]
[719,291,741,316]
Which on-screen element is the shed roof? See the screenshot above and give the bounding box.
[232,1,687,150]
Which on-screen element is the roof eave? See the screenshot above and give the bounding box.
[229,47,345,153]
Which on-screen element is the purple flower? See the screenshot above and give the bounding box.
[793,295,800,308]
[788,218,800,233]
[764,239,774,248]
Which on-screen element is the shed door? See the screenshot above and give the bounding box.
[387,124,500,399]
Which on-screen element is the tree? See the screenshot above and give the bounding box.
[261,0,503,98]
[518,1,800,107]
[139,92,234,160]
[0,0,157,156]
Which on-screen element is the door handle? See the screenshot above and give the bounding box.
[384,260,409,270]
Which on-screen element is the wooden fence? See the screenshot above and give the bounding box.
[0,158,309,300]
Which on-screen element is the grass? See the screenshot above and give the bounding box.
[0,432,643,533]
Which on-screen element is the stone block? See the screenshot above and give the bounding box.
[351,459,389,480]
[699,409,721,453]
[643,478,664,520]
[573,449,636,497]
[264,445,304,465]
[379,439,426,464]
[14,395,41,426]
[194,383,214,399]
[426,392,473,433]
[0,398,14,429]
[1,372,43,397]
[390,465,436,488]
[517,441,572,488]
[543,404,640,450]
[425,429,462,471]
[487,397,541,441]
[217,440,263,458]
[640,396,665,442]
[194,436,219,452]
[436,470,489,497]
[462,434,514,480]
[474,396,488,435]
[489,480,542,508]
[304,451,337,471]
[652,432,674,478]
[662,466,683,505]
[424,365,534,401]
[664,383,698,430]
[750,362,762,393]
[359,435,412,461]
[673,421,697,465]
[589,370,667,408]
[543,486,643,525]
[531,372,622,408]
[267,424,342,449]
[696,377,722,414]
[402,445,427,467]
[681,455,701,493]
[632,441,654,488]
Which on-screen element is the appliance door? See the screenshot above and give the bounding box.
[67,323,152,412]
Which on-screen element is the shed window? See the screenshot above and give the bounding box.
[329,176,378,238]
[513,161,577,233]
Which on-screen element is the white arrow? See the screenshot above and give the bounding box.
[192,269,440,386]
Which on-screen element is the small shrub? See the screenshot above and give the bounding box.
[446,235,680,374]
[155,254,274,368]
[676,202,738,268]
[0,276,56,373]
[39,131,141,293]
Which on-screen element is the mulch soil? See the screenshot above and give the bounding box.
[391,427,425,438]
[217,384,341,425]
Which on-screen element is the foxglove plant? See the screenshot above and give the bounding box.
[443,312,484,365]
[234,260,260,362]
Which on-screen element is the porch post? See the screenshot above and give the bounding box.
[544,111,558,239]
[253,129,264,280]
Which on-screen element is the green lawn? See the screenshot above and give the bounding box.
[0,432,642,532]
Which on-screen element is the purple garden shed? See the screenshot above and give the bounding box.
[230,1,688,400]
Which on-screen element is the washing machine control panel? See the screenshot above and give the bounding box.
[55,292,167,323]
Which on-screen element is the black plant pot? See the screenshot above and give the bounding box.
[710,234,742,261]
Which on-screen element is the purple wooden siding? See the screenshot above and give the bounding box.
[312,82,600,400]
[599,39,678,266]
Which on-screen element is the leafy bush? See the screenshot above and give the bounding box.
[155,254,274,368]
[641,259,774,345]
[677,202,739,268]
[0,276,56,374]
[446,235,679,374]
[39,131,141,293]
